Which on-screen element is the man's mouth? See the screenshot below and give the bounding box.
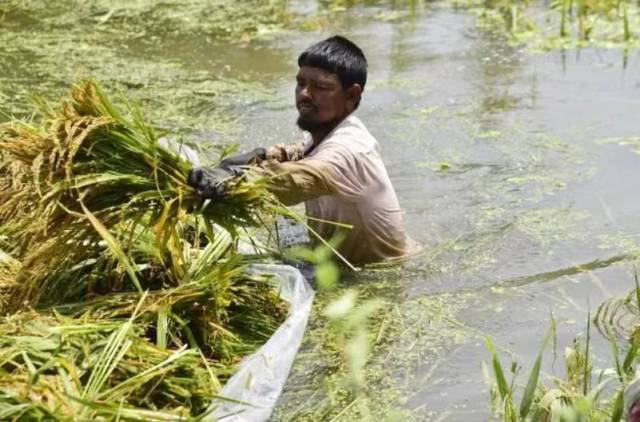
[297,103,316,113]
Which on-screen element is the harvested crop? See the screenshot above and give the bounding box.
[0,80,290,419]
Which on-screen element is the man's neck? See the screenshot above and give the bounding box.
[309,115,350,146]
[310,127,332,146]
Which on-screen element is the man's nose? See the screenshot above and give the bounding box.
[297,85,312,100]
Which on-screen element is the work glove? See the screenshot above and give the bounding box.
[187,148,266,201]
[187,166,243,200]
[219,147,267,168]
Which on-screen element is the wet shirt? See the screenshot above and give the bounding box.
[261,115,408,265]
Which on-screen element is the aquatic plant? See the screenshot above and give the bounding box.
[447,0,639,49]
[487,271,640,421]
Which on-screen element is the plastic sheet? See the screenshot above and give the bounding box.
[207,263,315,422]
[162,137,314,420]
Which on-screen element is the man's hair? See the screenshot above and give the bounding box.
[298,35,368,94]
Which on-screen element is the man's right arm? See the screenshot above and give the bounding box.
[215,141,306,168]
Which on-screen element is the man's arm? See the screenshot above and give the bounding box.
[188,141,331,204]
[260,159,336,206]
[216,141,307,168]
[264,141,307,163]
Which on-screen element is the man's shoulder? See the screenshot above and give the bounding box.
[325,115,379,154]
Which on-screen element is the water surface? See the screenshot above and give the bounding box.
[2,2,640,420]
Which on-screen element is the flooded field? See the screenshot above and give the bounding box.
[2,0,640,420]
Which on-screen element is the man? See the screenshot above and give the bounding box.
[189,35,407,265]
[626,376,640,422]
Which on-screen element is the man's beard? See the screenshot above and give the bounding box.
[297,115,324,132]
[296,115,340,133]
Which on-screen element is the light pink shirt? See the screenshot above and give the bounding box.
[263,115,407,265]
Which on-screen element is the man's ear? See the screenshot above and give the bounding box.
[346,84,362,110]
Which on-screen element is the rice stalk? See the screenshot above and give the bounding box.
[0,80,291,419]
[0,307,227,420]
[0,79,280,311]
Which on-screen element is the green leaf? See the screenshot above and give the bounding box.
[80,201,142,293]
[316,262,339,290]
[324,290,358,319]
[519,318,556,417]
[156,305,169,349]
[486,337,511,402]
[634,266,640,310]
[611,389,624,422]
[623,340,638,376]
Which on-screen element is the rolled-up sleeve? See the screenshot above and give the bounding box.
[265,141,306,163]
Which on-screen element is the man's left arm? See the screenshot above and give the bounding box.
[259,158,336,206]
[217,141,307,168]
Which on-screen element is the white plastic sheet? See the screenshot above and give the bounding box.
[207,263,315,422]
[162,137,314,420]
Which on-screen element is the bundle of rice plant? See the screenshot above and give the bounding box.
[0,296,233,420]
[0,80,280,311]
[0,80,291,418]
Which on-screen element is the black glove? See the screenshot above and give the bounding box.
[188,148,265,200]
[187,166,242,200]
[219,147,267,168]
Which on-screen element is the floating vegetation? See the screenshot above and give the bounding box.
[596,136,640,155]
[273,285,477,421]
[455,0,640,50]
[294,0,639,50]
[513,208,590,245]
[0,0,283,137]
[599,233,640,261]
[0,80,289,418]
[0,0,290,40]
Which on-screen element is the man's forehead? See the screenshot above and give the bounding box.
[297,66,340,83]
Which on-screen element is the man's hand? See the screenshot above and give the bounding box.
[219,147,267,167]
[187,147,265,202]
[187,166,240,200]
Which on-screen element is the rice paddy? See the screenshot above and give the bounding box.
[2,0,640,420]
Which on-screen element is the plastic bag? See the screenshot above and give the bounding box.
[165,138,315,420]
[207,263,315,421]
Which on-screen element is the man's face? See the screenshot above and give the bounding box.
[295,66,360,133]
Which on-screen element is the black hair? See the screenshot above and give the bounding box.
[298,35,368,94]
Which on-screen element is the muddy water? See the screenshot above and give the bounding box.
[2,1,640,420]
[254,4,640,420]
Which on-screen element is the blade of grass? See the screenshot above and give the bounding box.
[79,201,142,293]
[486,337,511,402]
[519,316,556,417]
[583,306,591,395]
